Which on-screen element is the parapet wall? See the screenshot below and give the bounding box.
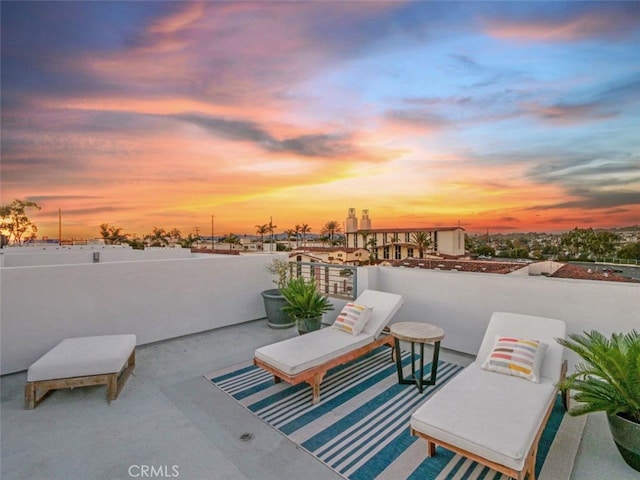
[1,245,193,267]
[366,265,639,370]
[1,254,285,374]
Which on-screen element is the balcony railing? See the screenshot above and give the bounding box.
[289,261,357,300]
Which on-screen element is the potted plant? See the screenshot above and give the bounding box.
[557,330,640,472]
[280,277,334,335]
[261,258,295,329]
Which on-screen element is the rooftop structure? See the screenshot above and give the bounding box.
[1,250,639,479]
[344,208,466,258]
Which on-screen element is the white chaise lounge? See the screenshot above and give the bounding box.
[25,334,136,409]
[410,312,567,480]
[254,289,403,404]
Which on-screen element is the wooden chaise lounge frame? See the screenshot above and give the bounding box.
[254,334,394,405]
[410,312,569,480]
[254,289,403,404]
[411,360,567,480]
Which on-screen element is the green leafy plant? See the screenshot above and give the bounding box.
[266,258,290,289]
[557,330,640,423]
[280,277,333,321]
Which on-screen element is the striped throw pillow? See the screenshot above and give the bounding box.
[481,336,548,383]
[332,303,373,336]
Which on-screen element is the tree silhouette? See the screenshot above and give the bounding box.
[255,223,269,250]
[0,199,41,245]
[411,231,432,259]
[321,220,342,245]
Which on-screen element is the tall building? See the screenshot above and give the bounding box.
[344,208,466,258]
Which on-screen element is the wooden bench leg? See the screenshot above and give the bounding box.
[308,371,326,405]
[110,349,135,403]
[25,383,36,409]
[107,374,118,402]
[25,383,54,409]
[427,440,436,457]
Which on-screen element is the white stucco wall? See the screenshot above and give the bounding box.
[1,245,193,267]
[3,256,637,375]
[1,254,285,374]
[435,229,465,256]
[366,265,639,368]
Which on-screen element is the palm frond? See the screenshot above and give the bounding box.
[557,330,640,423]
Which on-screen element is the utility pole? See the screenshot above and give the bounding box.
[269,216,277,253]
[211,215,215,250]
[58,208,62,245]
[194,227,200,249]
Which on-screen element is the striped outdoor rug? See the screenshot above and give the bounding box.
[206,347,575,480]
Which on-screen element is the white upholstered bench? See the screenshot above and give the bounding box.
[25,334,136,409]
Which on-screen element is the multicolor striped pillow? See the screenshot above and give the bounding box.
[481,336,548,383]
[332,303,373,336]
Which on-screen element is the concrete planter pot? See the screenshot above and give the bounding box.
[296,316,322,335]
[608,413,640,472]
[261,289,295,329]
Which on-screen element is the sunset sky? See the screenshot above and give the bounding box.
[2,1,639,240]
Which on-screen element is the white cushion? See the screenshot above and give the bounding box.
[411,362,557,471]
[27,335,136,382]
[476,312,566,382]
[255,328,373,375]
[354,290,404,337]
[482,335,548,383]
[332,302,373,335]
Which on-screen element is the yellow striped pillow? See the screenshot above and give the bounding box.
[332,303,373,336]
[481,336,548,383]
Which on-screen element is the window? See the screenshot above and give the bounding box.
[383,246,390,259]
[405,232,410,242]
[407,247,414,258]
[395,245,402,259]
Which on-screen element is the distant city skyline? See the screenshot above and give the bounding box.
[2,2,639,239]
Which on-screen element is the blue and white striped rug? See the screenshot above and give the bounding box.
[206,347,574,480]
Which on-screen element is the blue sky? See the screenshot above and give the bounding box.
[2,1,639,239]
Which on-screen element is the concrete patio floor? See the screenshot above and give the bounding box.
[1,319,637,480]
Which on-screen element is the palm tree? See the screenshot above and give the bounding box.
[411,231,432,259]
[99,223,128,245]
[360,230,370,250]
[367,237,378,261]
[321,220,342,245]
[284,229,296,250]
[220,233,240,250]
[146,227,169,247]
[300,223,311,248]
[168,228,182,246]
[255,223,269,251]
[180,233,199,248]
[99,223,111,243]
[268,219,277,247]
[294,224,301,248]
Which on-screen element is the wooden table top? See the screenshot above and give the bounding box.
[389,322,445,343]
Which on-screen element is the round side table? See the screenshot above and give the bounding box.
[389,321,445,393]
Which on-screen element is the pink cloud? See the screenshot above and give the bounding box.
[483,9,640,42]
[520,101,617,125]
